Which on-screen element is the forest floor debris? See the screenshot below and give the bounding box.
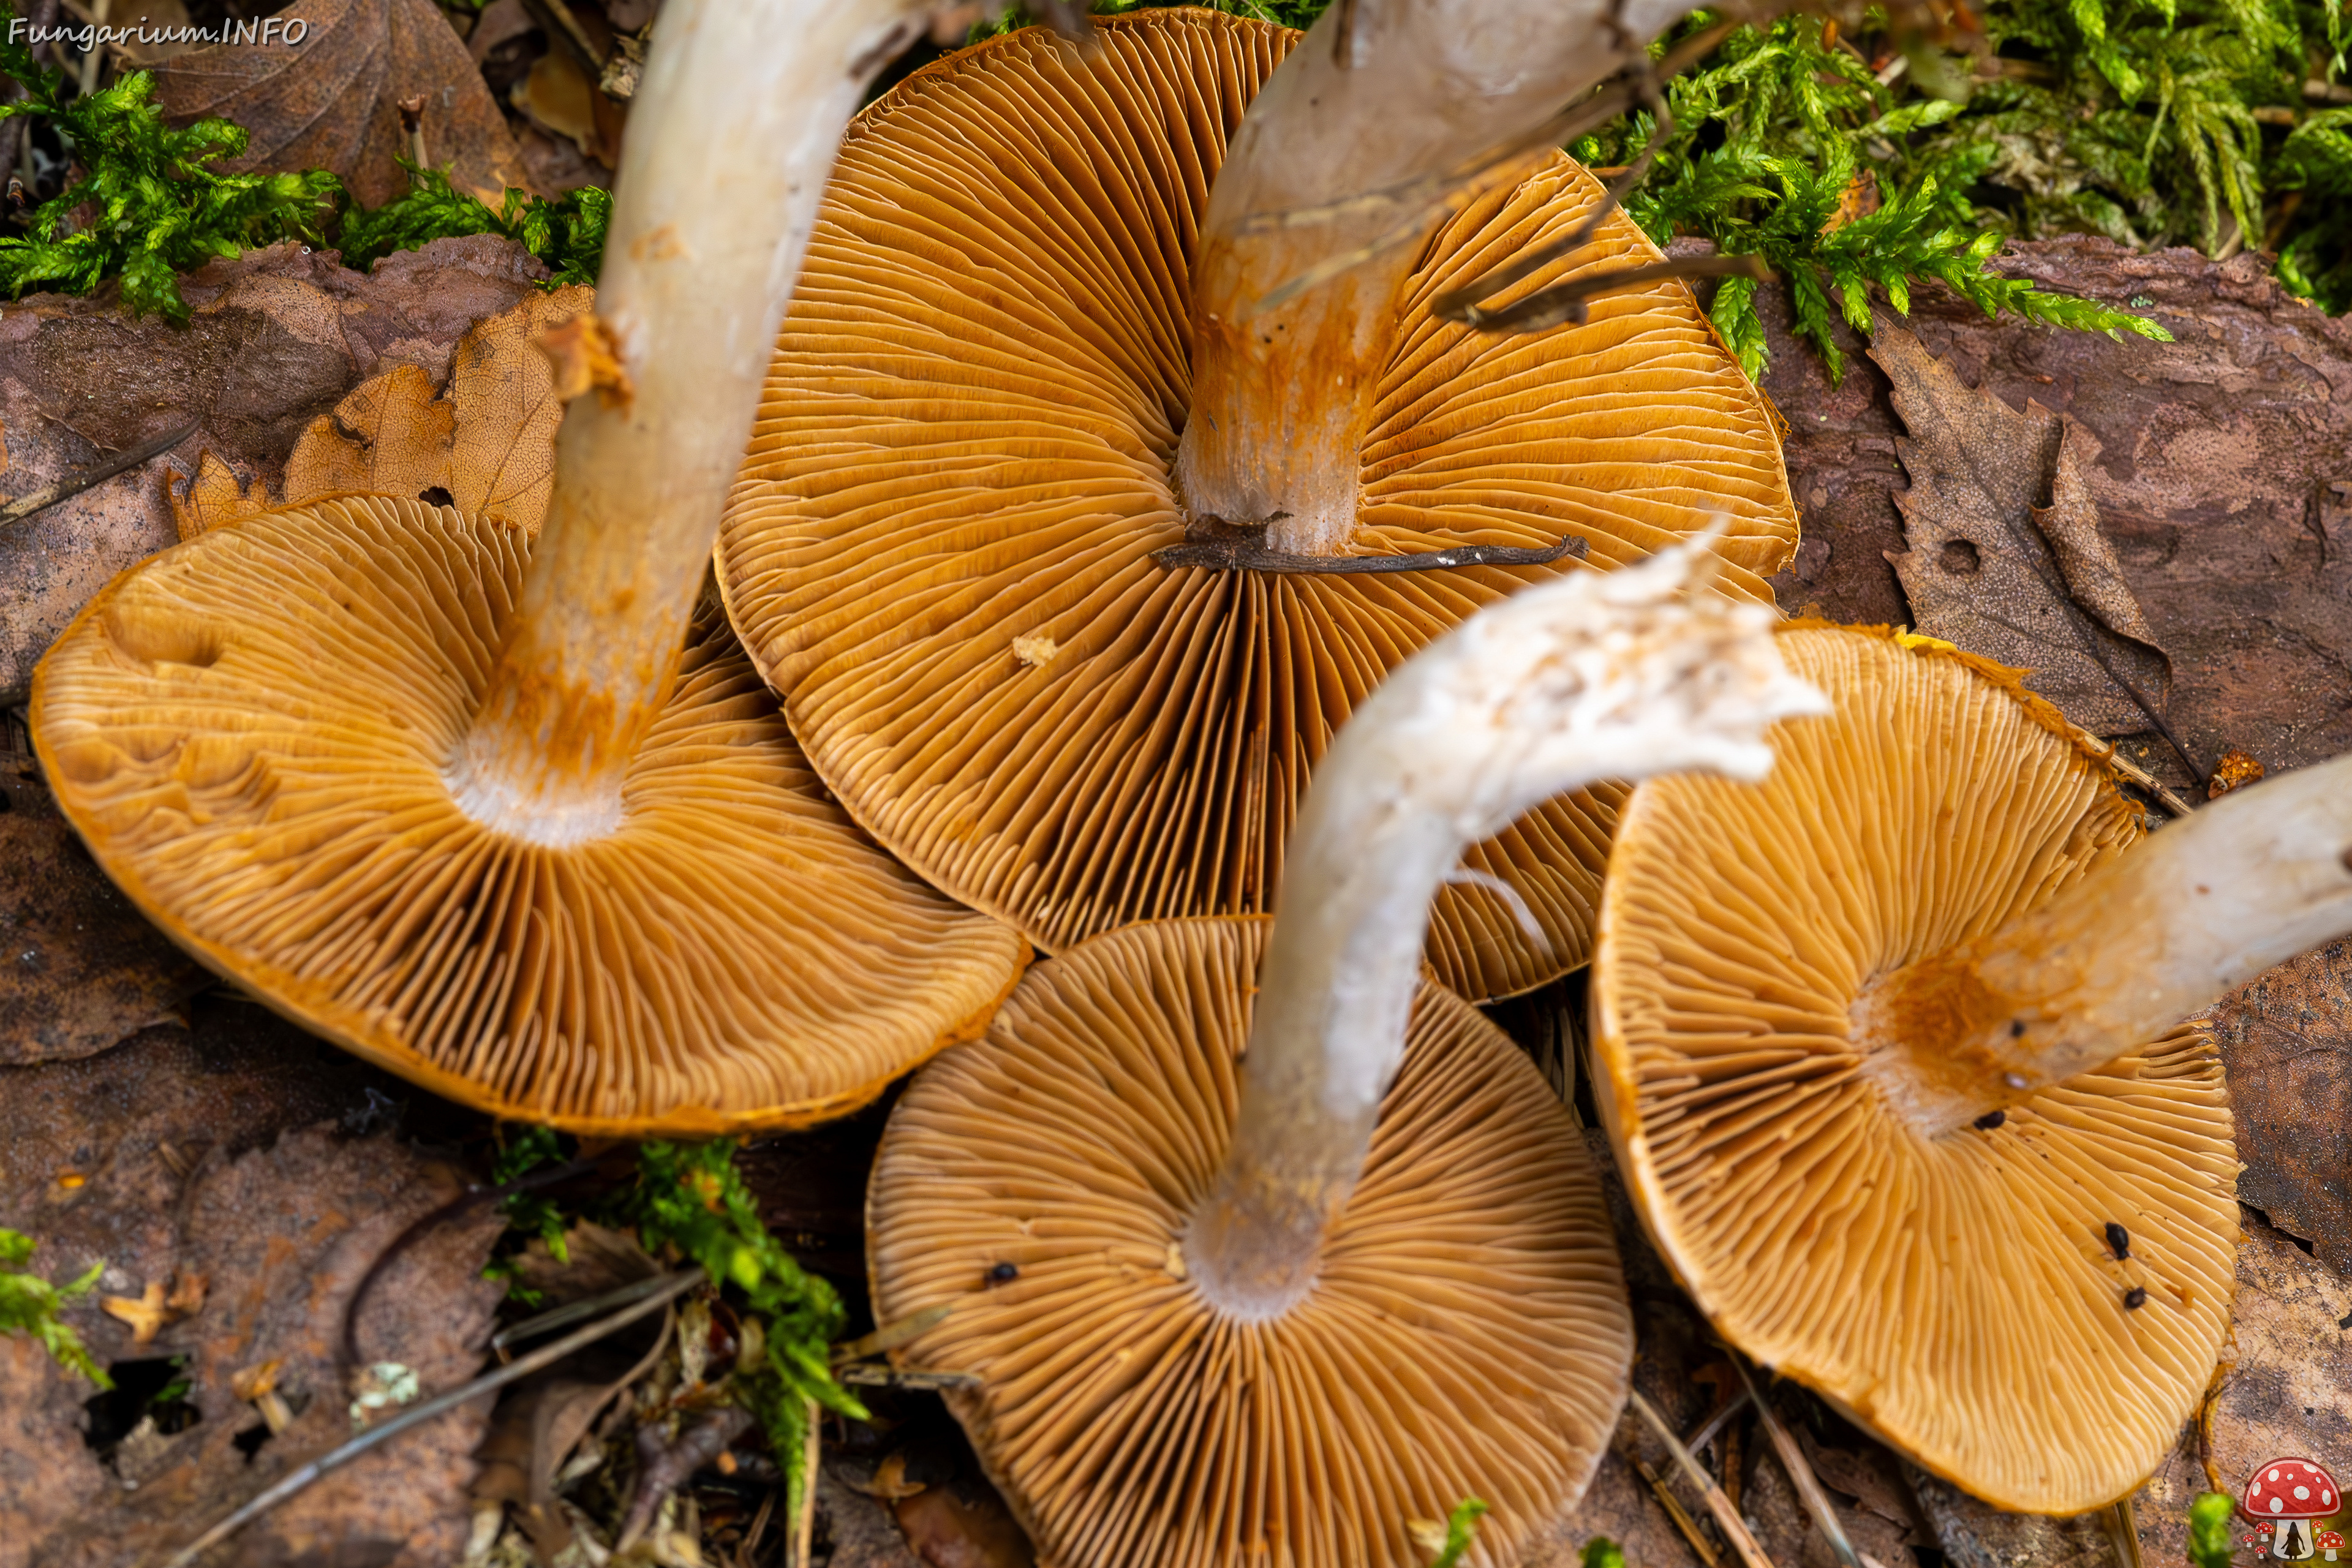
[0,145,2346,1568]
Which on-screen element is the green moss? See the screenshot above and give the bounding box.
[488,1135,859,1542]
[0,35,338,323]
[1575,11,2175,381]
[0,1229,109,1389]
[336,164,610,286]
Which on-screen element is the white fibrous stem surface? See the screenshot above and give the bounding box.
[1862,752,2352,1137]
[454,0,950,842]
[1183,540,1830,1317]
[1177,0,1693,554]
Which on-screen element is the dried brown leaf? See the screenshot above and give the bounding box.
[284,362,454,505]
[511,48,625,167]
[892,1482,1036,1568]
[472,1222,664,1564]
[821,1464,927,1568]
[0,752,206,1065]
[165,449,274,541]
[1874,320,2173,736]
[2208,939,2352,1280]
[0,239,549,698]
[279,285,588,533]
[0,1018,502,1568]
[151,0,527,207]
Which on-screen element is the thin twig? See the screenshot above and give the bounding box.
[2105,1496,2146,1568]
[1155,533,1586,575]
[160,1269,706,1568]
[2068,726,2198,820]
[491,1268,679,1354]
[1685,1389,1753,1458]
[736,1488,777,1568]
[831,1303,952,1364]
[1629,1389,1779,1568]
[1732,1359,1861,1568]
[617,1404,753,1553]
[2196,1363,2230,1494]
[834,1365,981,1390]
[793,1394,820,1568]
[1,420,196,535]
[341,1153,608,1368]
[1616,1431,1725,1568]
[1446,253,1771,335]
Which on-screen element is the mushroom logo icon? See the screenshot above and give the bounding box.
[2245,1459,2343,1560]
[2319,1531,2344,1561]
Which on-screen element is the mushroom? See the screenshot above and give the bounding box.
[27,0,1028,1135]
[867,540,1828,1568]
[716,6,1798,1003]
[2248,1461,2344,1561]
[1592,624,2352,1512]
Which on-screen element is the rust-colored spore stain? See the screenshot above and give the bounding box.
[1859,948,2013,1064]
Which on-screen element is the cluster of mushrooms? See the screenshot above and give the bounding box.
[28,0,2352,1564]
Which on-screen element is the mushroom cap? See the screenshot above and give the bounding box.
[2248,1461,2343,1520]
[868,916,1633,1568]
[716,10,1798,1003]
[1591,625,2239,1515]
[32,496,1027,1136]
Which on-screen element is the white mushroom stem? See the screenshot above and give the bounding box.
[451,0,949,845]
[1856,752,2352,1139]
[1174,0,1691,556]
[1181,541,1830,1319]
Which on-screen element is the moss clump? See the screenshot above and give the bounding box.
[336,164,610,285]
[0,34,337,323]
[1576,12,2174,381]
[0,1229,108,1388]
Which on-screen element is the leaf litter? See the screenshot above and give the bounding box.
[2,24,2350,1568]
[150,0,529,208]
[1872,317,2182,760]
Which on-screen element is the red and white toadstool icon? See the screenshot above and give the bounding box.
[2317,1529,2343,1562]
[2245,1459,2343,1560]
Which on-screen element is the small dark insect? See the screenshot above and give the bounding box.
[2009,1019,2028,1038]
[2123,1286,2148,1310]
[1973,1110,2007,1130]
[2104,1221,2132,1260]
[987,1262,1019,1285]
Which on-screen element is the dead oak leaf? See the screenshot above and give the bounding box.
[1872,319,2174,737]
[0,755,208,1065]
[151,0,527,208]
[99,1280,172,1346]
[283,361,454,505]
[189,284,591,538]
[165,451,274,543]
[2207,938,2352,1280]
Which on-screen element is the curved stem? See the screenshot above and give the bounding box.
[1173,0,1691,556]
[1855,753,2352,1138]
[450,0,943,843]
[1181,543,1827,1317]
